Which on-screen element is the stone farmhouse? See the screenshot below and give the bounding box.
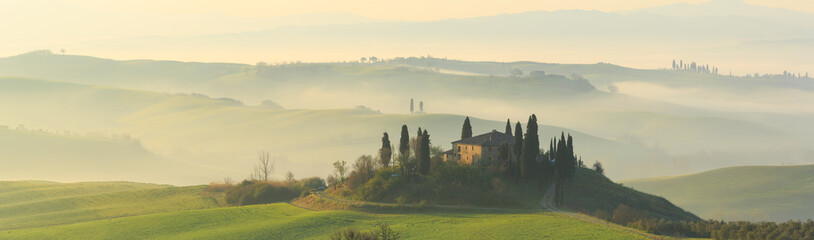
[442,130,516,165]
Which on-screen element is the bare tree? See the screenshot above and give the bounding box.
[253,151,274,182]
[223,177,234,185]
[333,160,348,180]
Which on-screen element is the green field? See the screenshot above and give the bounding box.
[623,164,814,222]
[0,180,663,239]
[1,202,652,240]
[0,181,219,230]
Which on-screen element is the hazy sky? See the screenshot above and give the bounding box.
[45,0,814,21]
[2,0,813,72]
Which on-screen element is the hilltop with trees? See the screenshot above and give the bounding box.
[319,116,696,225]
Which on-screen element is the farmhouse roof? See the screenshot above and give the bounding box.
[452,130,515,146]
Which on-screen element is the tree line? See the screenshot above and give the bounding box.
[594,204,814,239]
[672,59,718,75]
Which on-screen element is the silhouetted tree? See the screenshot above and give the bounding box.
[513,122,523,179]
[499,142,510,175]
[399,125,410,157]
[410,99,414,113]
[419,101,424,112]
[554,133,577,205]
[505,119,512,136]
[593,161,604,175]
[285,171,295,184]
[510,68,524,78]
[418,130,431,175]
[461,117,473,139]
[379,132,392,167]
[360,57,367,63]
[520,115,539,180]
[369,56,378,63]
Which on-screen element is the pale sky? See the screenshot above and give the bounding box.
[1,0,813,73]
[48,0,814,21]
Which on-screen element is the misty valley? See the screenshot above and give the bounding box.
[2,0,814,239]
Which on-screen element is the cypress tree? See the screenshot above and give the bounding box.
[569,135,576,176]
[419,101,424,112]
[513,122,523,178]
[399,125,410,157]
[414,128,423,169]
[520,114,539,180]
[461,117,473,139]
[505,119,512,136]
[380,132,392,167]
[399,125,410,175]
[410,98,414,113]
[419,130,431,175]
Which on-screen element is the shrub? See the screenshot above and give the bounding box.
[224,181,300,206]
[329,222,400,240]
[417,200,427,209]
[395,197,407,207]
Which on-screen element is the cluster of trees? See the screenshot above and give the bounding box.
[591,204,814,239]
[409,98,424,114]
[359,56,383,64]
[672,59,718,75]
[478,115,582,205]
[746,71,810,79]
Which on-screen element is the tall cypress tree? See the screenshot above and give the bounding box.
[399,125,410,175]
[461,117,473,139]
[513,122,523,178]
[414,127,423,169]
[380,132,392,167]
[520,114,539,180]
[419,130,431,175]
[399,125,410,157]
[410,99,414,113]
[505,119,512,136]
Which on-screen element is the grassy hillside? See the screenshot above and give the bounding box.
[1,53,807,175]
[0,181,219,231]
[623,165,814,222]
[0,203,652,240]
[0,77,675,182]
[566,168,700,222]
[0,126,226,184]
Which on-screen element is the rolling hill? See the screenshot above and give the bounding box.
[0,180,663,239]
[0,52,814,182]
[623,164,814,222]
[0,181,219,231]
[0,76,677,183]
[1,202,656,240]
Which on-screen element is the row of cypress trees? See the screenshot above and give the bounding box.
[377,115,579,205]
[467,115,578,205]
[377,124,432,177]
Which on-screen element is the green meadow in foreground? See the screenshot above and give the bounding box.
[1,203,650,240]
[0,180,656,239]
[623,164,814,222]
[0,181,219,230]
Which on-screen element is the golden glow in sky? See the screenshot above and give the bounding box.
[56,0,812,21]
